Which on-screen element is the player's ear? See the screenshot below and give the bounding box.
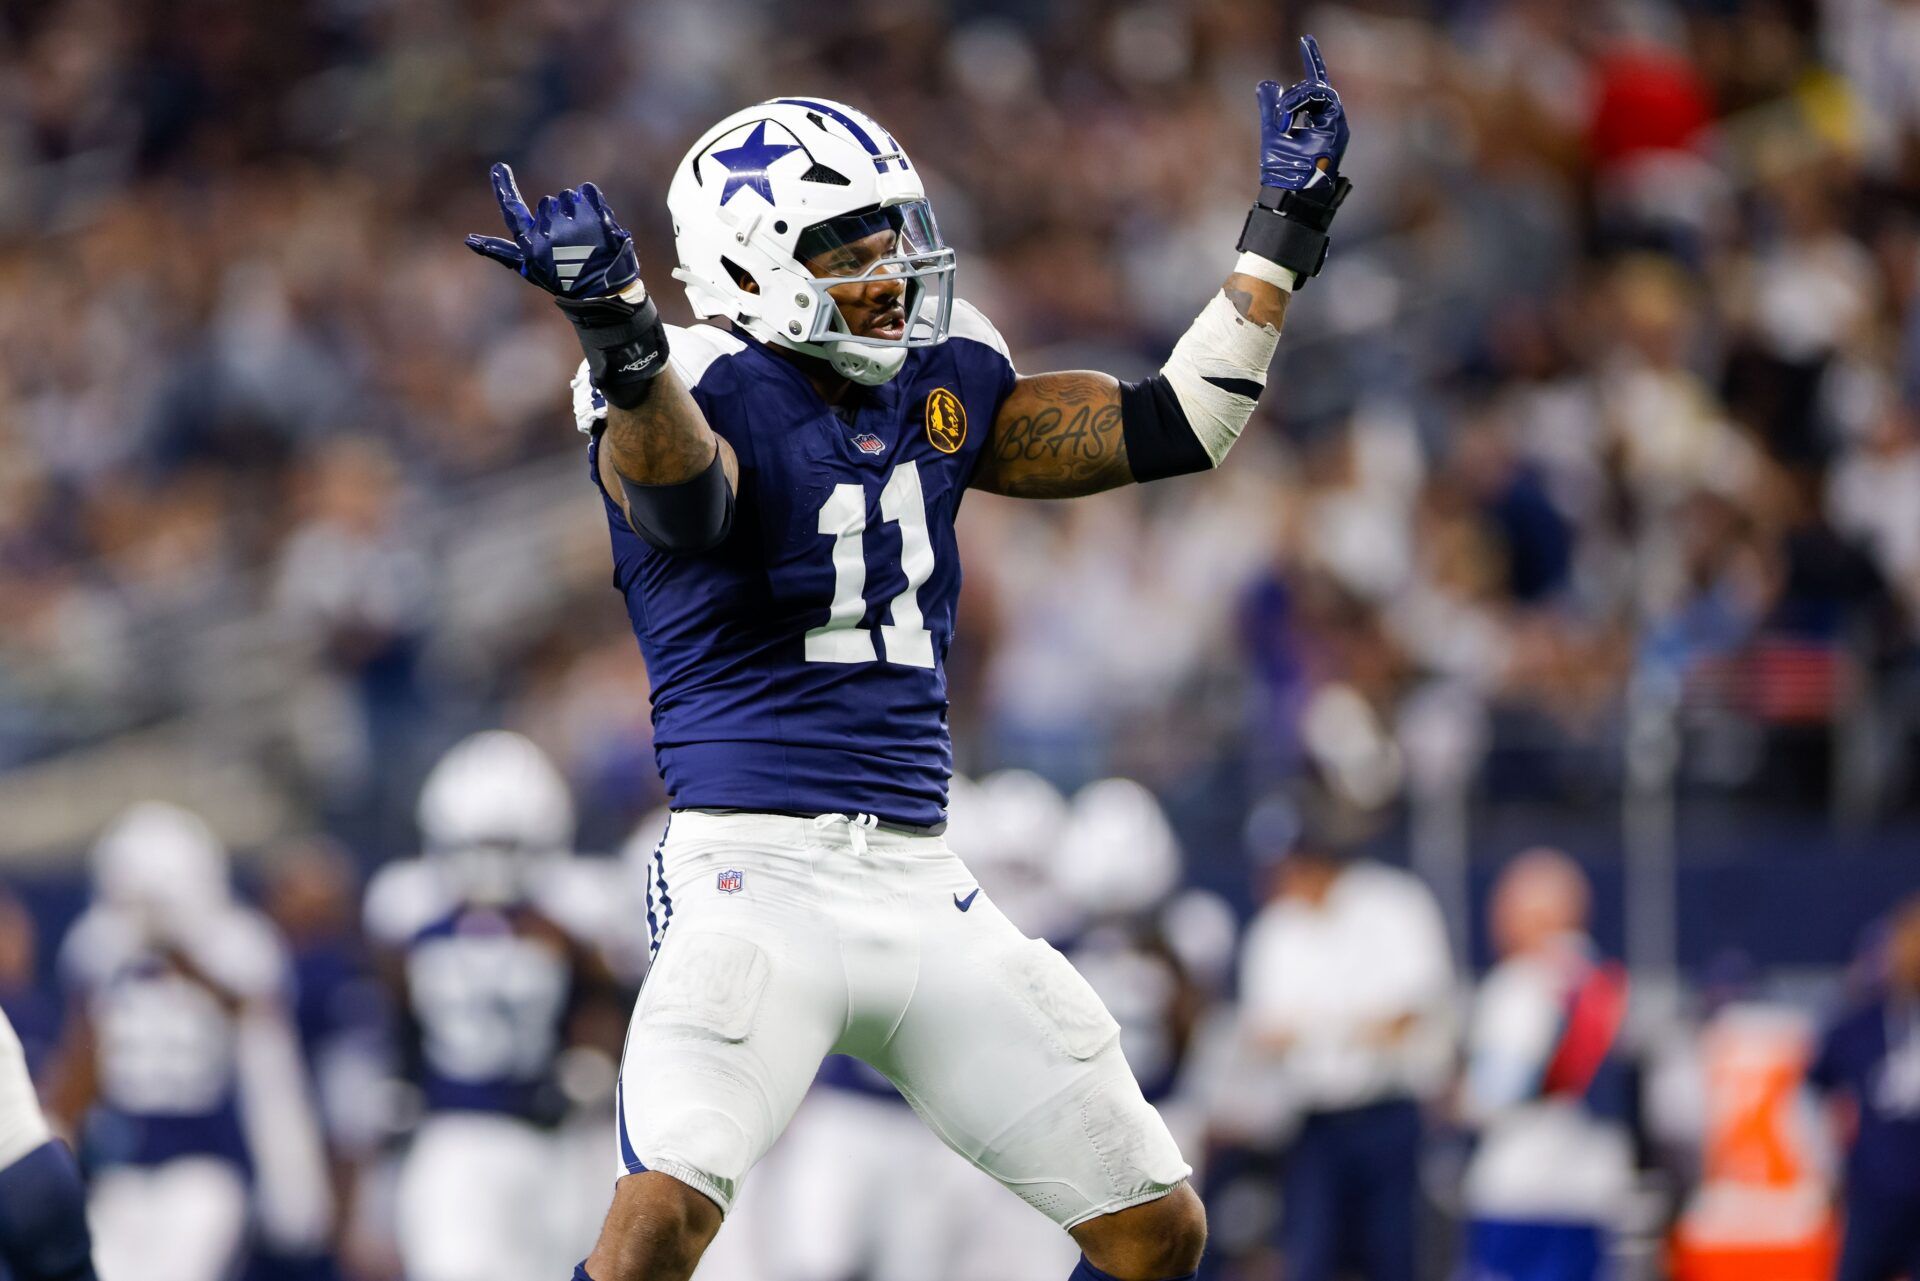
[722,257,760,294]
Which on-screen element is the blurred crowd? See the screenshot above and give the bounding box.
[2,740,1916,1281]
[5,0,1920,853]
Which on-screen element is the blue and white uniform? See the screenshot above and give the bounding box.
[59,905,287,1281]
[580,304,1190,1227]
[580,304,1010,829]
[364,858,592,1281]
[1811,990,1920,1281]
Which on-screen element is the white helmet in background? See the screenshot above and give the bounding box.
[667,97,956,386]
[1159,887,1239,991]
[951,769,1077,940]
[92,802,231,924]
[1057,777,1182,921]
[416,731,574,904]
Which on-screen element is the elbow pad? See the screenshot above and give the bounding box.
[1122,292,1281,481]
[618,447,734,554]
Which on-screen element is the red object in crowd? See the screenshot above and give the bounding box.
[1541,960,1630,1098]
[1587,43,1714,168]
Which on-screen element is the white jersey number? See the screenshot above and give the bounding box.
[804,462,936,668]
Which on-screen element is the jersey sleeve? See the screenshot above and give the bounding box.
[948,298,1018,418]
[572,322,752,435]
[362,860,450,948]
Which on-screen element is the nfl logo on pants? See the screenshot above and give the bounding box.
[716,869,744,894]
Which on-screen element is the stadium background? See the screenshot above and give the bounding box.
[1,0,1918,1277]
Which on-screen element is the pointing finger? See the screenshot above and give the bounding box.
[1301,34,1330,86]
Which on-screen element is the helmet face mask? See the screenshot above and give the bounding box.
[793,201,955,350]
[668,100,955,386]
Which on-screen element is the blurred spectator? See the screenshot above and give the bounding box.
[1809,893,1920,1281]
[1237,804,1455,1281]
[1460,849,1634,1281]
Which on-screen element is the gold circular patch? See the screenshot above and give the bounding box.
[925,387,967,454]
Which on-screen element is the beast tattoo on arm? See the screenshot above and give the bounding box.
[970,372,1131,499]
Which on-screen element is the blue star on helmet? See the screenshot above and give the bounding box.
[709,121,802,207]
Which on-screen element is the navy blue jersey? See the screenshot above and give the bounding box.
[1810,994,1920,1200]
[58,906,284,1169]
[364,860,577,1121]
[578,301,1017,827]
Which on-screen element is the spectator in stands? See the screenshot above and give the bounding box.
[1811,893,1920,1281]
[1237,803,1455,1281]
[1461,849,1634,1281]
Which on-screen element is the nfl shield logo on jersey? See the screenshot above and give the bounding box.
[716,868,744,894]
[852,432,885,455]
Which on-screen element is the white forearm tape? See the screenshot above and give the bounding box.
[1160,289,1283,467]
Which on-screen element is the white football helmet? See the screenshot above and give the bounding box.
[92,801,231,924]
[416,731,575,904]
[1057,778,1182,921]
[667,97,956,386]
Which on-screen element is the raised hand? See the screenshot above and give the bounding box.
[465,163,668,409]
[1255,36,1350,192]
[466,163,642,299]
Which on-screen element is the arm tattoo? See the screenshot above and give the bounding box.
[603,371,716,484]
[976,372,1132,499]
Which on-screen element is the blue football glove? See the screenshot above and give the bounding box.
[1256,36,1349,191]
[1236,35,1354,286]
[466,163,642,299]
[467,163,668,409]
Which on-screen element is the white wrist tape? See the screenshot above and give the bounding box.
[1235,251,1298,292]
[1160,290,1281,467]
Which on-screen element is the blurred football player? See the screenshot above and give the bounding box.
[466,35,1352,1281]
[49,802,332,1281]
[0,1001,96,1281]
[365,730,616,1281]
[1460,849,1633,1281]
[1810,893,1920,1281]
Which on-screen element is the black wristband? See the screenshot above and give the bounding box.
[616,444,734,554]
[1235,175,1353,286]
[1120,374,1213,482]
[554,292,671,410]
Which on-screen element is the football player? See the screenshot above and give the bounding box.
[466,36,1351,1281]
[365,730,618,1281]
[49,802,332,1281]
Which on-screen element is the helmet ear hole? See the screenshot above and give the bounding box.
[721,257,761,294]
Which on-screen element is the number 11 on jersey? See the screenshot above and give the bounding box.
[805,462,936,668]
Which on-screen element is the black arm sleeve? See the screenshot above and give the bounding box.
[616,445,735,554]
[1120,374,1213,483]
